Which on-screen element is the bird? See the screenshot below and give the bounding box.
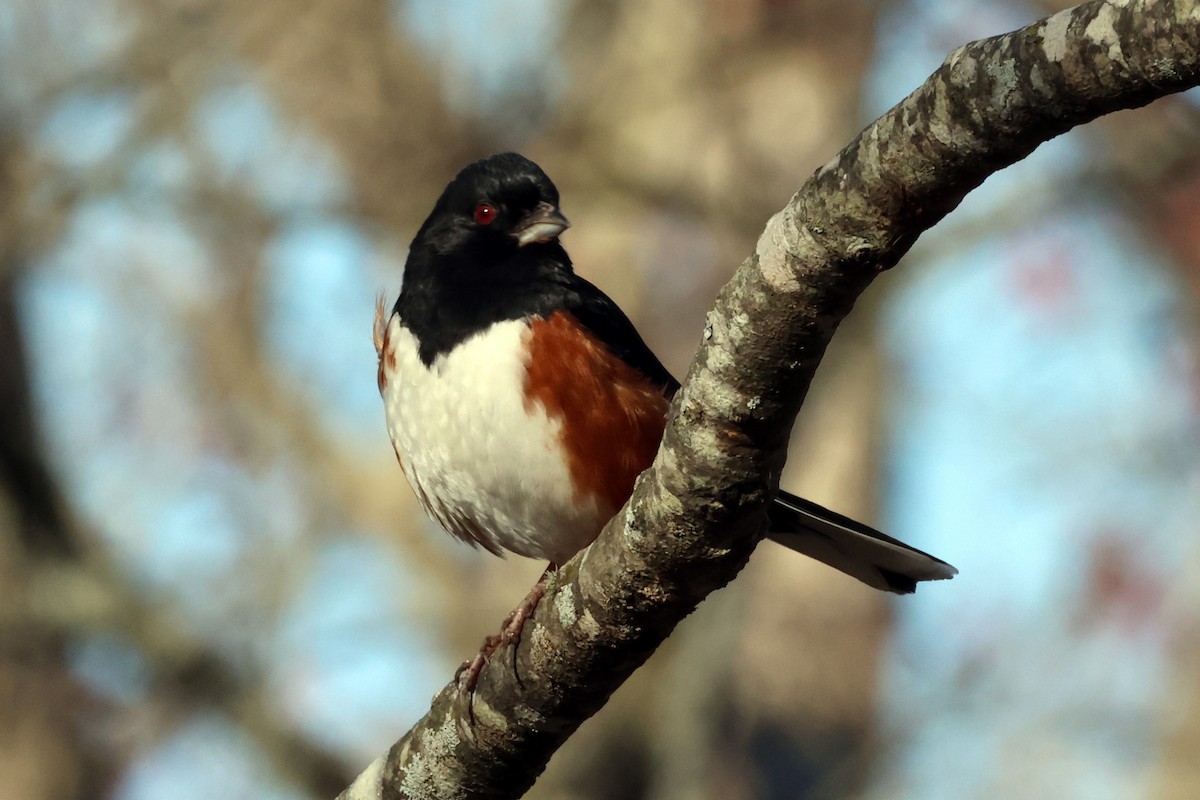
[375,152,956,685]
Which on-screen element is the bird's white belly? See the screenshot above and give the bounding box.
[380,316,601,563]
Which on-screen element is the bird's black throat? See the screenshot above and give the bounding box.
[394,241,579,366]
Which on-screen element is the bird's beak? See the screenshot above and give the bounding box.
[514,201,570,247]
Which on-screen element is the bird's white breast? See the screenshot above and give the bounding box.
[380,315,602,563]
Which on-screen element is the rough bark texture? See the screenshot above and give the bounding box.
[339,1,1200,798]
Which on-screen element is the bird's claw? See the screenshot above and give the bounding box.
[453,568,555,731]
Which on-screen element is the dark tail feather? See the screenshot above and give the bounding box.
[766,491,956,594]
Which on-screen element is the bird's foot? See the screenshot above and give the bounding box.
[453,564,557,729]
[500,576,548,649]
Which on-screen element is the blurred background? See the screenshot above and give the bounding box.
[3,0,1200,798]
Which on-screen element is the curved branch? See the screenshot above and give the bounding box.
[340,2,1200,797]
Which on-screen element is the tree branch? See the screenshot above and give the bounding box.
[340,1,1200,797]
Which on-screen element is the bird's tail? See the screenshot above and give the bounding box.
[766,491,956,594]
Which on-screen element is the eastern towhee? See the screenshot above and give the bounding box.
[375,153,955,687]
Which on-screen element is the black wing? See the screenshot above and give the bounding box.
[561,273,681,397]
[556,273,956,594]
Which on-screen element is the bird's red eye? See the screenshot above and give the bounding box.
[474,203,497,225]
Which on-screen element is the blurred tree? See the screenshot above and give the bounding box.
[1,0,1198,799]
[0,135,95,800]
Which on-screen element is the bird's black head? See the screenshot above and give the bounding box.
[412,152,570,263]
[395,153,577,363]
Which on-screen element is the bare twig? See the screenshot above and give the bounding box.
[340,2,1200,797]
